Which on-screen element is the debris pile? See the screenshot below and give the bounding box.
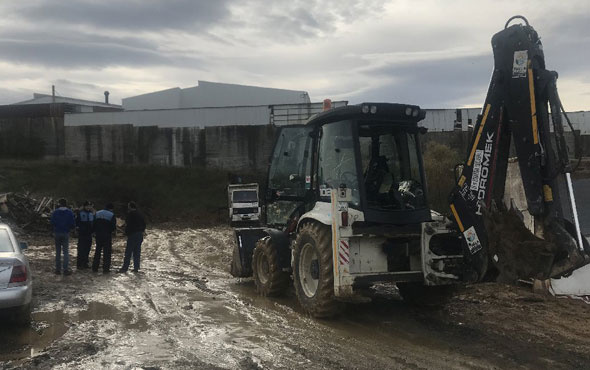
[0,192,53,231]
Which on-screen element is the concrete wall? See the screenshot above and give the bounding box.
[0,104,66,159]
[65,105,271,128]
[64,124,277,172]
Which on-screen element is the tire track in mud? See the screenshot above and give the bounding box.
[156,229,488,369]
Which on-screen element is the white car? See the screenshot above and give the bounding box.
[0,223,32,325]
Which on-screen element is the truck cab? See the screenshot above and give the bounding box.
[228,183,261,227]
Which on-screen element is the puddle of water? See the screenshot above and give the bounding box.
[0,301,148,362]
[0,310,68,362]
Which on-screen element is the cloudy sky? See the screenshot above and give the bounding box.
[0,0,588,110]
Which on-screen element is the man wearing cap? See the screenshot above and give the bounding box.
[76,201,95,270]
[92,203,116,273]
[50,198,76,275]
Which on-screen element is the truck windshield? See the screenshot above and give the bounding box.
[233,190,258,203]
[0,230,14,252]
[359,124,426,210]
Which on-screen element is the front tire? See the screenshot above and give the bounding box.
[293,223,342,318]
[252,238,289,296]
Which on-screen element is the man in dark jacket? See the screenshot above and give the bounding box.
[76,201,95,270]
[50,198,76,275]
[118,201,146,273]
[92,203,116,273]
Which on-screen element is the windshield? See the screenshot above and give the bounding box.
[232,190,258,203]
[359,124,426,210]
[0,229,14,252]
[317,120,426,211]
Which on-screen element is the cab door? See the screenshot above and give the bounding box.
[266,125,314,228]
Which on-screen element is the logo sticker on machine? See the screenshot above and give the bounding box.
[470,149,484,191]
[463,226,482,254]
[512,50,528,78]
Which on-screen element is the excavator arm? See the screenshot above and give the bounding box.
[449,16,587,282]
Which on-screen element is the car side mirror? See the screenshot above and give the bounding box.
[19,241,28,250]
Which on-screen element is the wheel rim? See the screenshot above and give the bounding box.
[299,242,319,298]
[257,253,270,284]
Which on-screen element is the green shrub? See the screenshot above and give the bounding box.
[0,160,264,224]
[423,142,461,214]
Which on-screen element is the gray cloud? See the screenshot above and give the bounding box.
[0,88,31,104]
[0,39,175,68]
[0,1,587,109]
[231,0,387,42]
[541,14,590,78]
[9,0,232,32]
[350,54,493,108]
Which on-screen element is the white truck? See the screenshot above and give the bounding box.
[228,183,261,226]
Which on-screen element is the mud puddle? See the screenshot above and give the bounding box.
[0,301,147,364]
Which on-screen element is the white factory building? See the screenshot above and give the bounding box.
[64,80,348,128]
[15,80,589,133]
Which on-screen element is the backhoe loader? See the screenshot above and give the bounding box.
[230,16,588,317]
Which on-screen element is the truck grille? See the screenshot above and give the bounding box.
[233,207,258,215]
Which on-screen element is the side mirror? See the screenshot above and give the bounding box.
[19,241,28,250]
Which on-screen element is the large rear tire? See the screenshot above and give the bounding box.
[293,223,342,318]
[252,238,289,296]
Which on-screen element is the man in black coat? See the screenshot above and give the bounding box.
[92,203,116,273]
[118,201,146,273]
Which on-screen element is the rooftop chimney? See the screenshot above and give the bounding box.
[104,91,110,104]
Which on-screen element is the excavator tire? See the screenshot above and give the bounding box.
[293,223,343,318]
[397,282,454,306]
[252,238,289,296]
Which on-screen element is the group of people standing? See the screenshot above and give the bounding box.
[50,199,146,275]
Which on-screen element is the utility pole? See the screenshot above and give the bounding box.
[52,85,55,103]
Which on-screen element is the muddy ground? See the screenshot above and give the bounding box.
[1,226,589,369]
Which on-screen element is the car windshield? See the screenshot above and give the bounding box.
[233,190,258,203]
[0,229,14,252]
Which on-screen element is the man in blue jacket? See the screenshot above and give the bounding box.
[50,198,76,275]
[92,203,117,273]
[76,201,95,270]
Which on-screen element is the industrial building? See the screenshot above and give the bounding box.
[1,80,589,171]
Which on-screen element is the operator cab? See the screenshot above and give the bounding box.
[266,103,429,228]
